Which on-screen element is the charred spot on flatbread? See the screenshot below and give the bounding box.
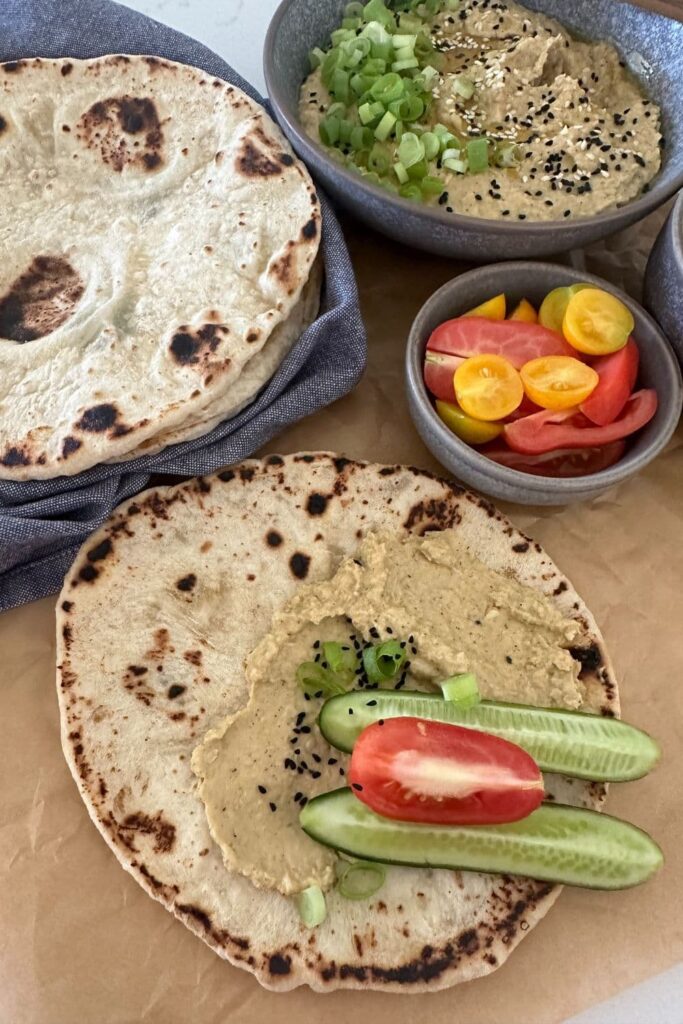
[119,811,176,854]
[301,217,318,240]
[75,96,164,172]
[0,446,31,467]
[306,493,328,516]
[2,61,23,73]
[87,538,113,563]
[76,403,120,433]
[176,573,197,592]
[168,684,186,699]
[266,530,283,547]
[404,496,462,534]
[61,436,82,459]
[0,115,7,135]
[0,255,84,342]
[290,552,311,579]
[169,323,229,367]
[60,62,73,76]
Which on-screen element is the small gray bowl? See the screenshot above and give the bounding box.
[264,0,683,261]
[405,262,682,505]
[644,190,683,368]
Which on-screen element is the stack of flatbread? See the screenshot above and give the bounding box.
[0,55,321,479]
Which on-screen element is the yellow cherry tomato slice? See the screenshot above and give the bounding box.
[463,293,506,321]
[562,288,635,355]
[435,400,504,445]
[520,356,599,411]
[538,283,591,333]
[454,354,524,421]
[509,298,537,324]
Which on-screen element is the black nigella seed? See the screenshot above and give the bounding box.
[313,640,320,649]
[369,627,380,639]
[269,802,277,812]
[339,767,346,776]
[300,760,309,770]
[505,655,513,664]
[352,783,363,792]
[299,797,308,807]
[311,771,321,780]
[312,753,322,763]
[294,791,303,802]
[296,711,306,725]
[348,708,354,715]
[300,725,311,733]
[378,719,385,726]
[284,758,296,770]
[258,785,267,794]
[328,757,338,765]
[366,699,378,706]
[297,767,304,775]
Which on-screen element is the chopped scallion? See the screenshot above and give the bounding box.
[319,116,341,146]
[397,131,425,167]
[467,137,490,173]
[443,156,467,173]
[374,110,397,140]
[494,141,523,168]
[420,174,444,196]
[337,861,386,900]
[440,672,481,708]
[421,131,440,160]
[362,639,407,684]
[297,885,327,928]
[296,661,347,699]
[308,46,326,70]
[392,57,420,72]
[393,160,409,183]
[452,74,475,100]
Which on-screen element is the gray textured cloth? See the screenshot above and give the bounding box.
[0,0,366,611]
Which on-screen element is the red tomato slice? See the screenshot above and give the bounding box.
[503,389,657,455]
[423,351,464,402]
[426,317,576,368]
[348,717,544,826]
[483,440,627,477]
[505,393,543,422]
[580,338,639,426]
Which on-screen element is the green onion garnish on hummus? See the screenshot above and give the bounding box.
[440,672,481,707]
[336,860,386,900]
[362,639,407,684]
[297,884,327,927]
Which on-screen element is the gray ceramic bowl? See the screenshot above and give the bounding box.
[644,189,683,368]
[264,0,683,261]
[405,262,682,505]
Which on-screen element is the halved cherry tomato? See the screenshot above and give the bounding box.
[436,399,503,444]
[423,350,463,401]
[348,718,544,826]
[580,338,639,426]
[463,293,506,320]
[563,288,635,355]
[538,283,591,333]
[503,389,657,455]
[426,317,575,367]
[483,440,627,477]
[509,298,537,323]
[454,354,524,421]
[520,356,598,411]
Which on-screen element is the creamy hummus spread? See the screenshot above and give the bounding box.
[192,529,583,894]
[299,0,662,221]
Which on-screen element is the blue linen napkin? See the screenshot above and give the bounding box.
[0,0,366,611]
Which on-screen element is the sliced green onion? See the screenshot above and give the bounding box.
[345,0,365,16]
[394,45,417,63]
[421,131,440,160]
[442,146,461,161]
[370,38,393,61]
[397,130,425,167]
[452,74,475,100]
[338,118,354,144]
[332,67,351,103]
[308,46,326,70]
[392,57,420,71]
[350,124,374,150]
[398,11,422,32]
[394,119,405,141]
[342,15,362,30]
[337,861,386,901]
[440,672,481,708]
[494,141,523,168]
[418,64,440,90]
[359,100,385,125]
[323,641,359,676]
[420,174,444,196]
[362,1,395,30]
[392,33,418,49]
[393,160,409,184]
[331,27,354,46]
[406,157,428,180]
[362,639,407,684]
[321,51,341,87]
[326,101,347,119]
[443,156,468,173]
[350,72,373,97]
[363,56,388,76]
[467,137,489,173]
[296,661,347,699]
[319,116,341,146]
[368,143,391,174]
[370,71,404,103]
[374,109,397,140]
[297,885,327,927]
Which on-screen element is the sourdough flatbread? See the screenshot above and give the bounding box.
[56,454,617,993]
[0,56,320,478]
[108,260,322,461]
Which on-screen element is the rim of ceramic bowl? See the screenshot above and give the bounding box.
[264,0,683,240]
[405,262,683,497]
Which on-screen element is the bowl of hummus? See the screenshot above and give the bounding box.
[264,0,683,260]
[405,261,682,504]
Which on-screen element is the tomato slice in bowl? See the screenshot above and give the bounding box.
[503,389,658,456]
[348,717,544,826]
[580,338,639,426]
[423,350,464,402]
[427,317,576,368]
[483,440,627,477]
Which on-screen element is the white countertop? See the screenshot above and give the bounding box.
[120,1,683,1019]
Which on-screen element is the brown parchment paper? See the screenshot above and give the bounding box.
[2,95,683,1024]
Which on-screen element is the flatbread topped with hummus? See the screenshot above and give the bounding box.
[57,454,624,992]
